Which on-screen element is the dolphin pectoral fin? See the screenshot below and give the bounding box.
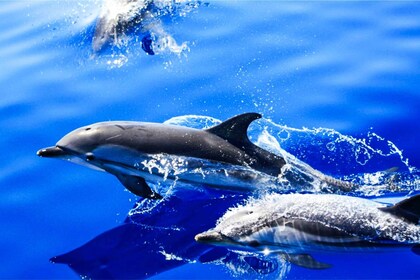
[116,175,162,199]
[379,194,420,224]
[282,253,331,270]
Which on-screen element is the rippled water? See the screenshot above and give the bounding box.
[1,0,419,278]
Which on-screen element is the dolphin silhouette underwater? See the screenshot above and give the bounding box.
[48,188,279,278]
[37,113,353,199]
[195,193,420,269]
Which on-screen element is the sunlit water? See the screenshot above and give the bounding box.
[1,0,419,279]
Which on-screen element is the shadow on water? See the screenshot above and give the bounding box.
[49,187,281,278]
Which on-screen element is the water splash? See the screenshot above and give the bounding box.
[163,115,419,197]
[256,119,418,196]
[164,114,221,128]
[128,180,179,217]
[104,53,129,68]
[206,250,287,279]
[259,119,412,172]
[159,249,185,261]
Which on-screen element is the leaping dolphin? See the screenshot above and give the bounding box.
[37,113,353,199]
[195,193,420,269]
[37,113,287,198]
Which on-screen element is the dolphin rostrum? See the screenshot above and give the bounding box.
[195,193,420,269]
[37,113,355,199]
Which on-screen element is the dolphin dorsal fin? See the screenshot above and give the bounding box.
[206,113,262,147]
[379,194,420,224]
[207,113,286,177]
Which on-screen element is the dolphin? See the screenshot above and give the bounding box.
[37,113,287,199]
[92,0,187,54]
[37,113,356,199]
[93,0,150,52]
[195,193,420,269]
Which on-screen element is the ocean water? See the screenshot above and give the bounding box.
[1,0,420,279]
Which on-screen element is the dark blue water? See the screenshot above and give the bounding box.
[1,1,420,278]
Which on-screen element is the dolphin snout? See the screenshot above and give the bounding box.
[195,231,225,243]
[37,146,67,158]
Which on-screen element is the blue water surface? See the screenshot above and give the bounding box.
[1,0,420,279]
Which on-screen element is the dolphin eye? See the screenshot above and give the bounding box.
[85,127,91,131]
[86,153,95,161]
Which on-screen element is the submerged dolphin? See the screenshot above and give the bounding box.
[93,0,150,52]
[195,193,420,269]
[92,0,187,54]
[37,113,353,199]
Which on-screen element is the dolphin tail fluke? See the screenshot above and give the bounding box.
[282,253,331,270]
[379,194,420,224]
[116,174,162,199]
